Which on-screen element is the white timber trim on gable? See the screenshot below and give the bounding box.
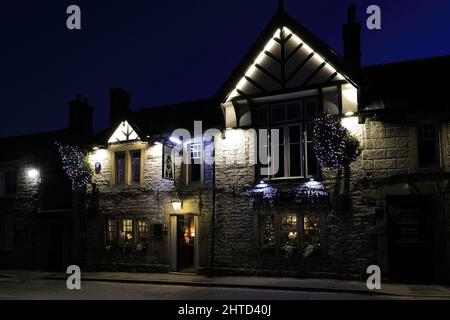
[108,121,141,144]
[225,26,347,103]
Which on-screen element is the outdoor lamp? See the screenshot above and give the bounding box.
[171,194,182,211]
[27,168,39,179]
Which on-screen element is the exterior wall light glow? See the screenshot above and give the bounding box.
[92,149,107,162]
[171,194,182,212]
[169,136,182,145]
[344,111,355,117]
[27,168,39,179]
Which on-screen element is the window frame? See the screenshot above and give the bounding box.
[184,139,204,185]
[257,210,323,256]
[105,219,118,248]
[417,123,441,169]
[109,143,146,187]
[258,97,320,180]
[137,219,149,247]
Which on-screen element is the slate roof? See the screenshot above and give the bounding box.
[362,55,450,121]
[92,99,223,145]
[0,129,92,162]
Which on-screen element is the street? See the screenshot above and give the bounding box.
[0,276,434,300]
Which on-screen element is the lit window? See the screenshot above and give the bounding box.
[280,213,298,249]
[417,123,440,168]
[137,219,149,249]
[120,219,134,245]
[105,219,118,248]
[303,213,321,251]
[257,211,321,257]
[259,215,276,249]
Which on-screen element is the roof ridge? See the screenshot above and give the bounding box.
[364,54,450,69]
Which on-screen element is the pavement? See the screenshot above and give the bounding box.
[1,269,450,299]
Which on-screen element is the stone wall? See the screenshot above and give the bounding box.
[0,162,40,268]
[83,119,450,282]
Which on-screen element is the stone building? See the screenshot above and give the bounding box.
[1,5,449,283]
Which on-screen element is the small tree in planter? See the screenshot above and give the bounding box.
[312,115,361,209]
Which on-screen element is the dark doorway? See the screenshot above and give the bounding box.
[387,195,434,284]
[176,215,195,273]
[48,223,65,271]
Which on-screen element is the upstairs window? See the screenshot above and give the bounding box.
[185,142,203,184]
[115,152,126,185]
[0,167,17,197]
[130,150,142,184]
[258,97,320,179]
[417,123,440,168]
[112,149,143,186]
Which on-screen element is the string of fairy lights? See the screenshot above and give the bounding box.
[312,114,361,169]
[55,141,92,191]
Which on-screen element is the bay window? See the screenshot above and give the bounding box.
[258,211,321,256]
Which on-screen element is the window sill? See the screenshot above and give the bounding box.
[263,176,320,183]
[109,184,146,190]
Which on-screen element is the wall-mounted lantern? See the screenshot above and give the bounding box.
[171,194,182,212]
[27,168,39,179]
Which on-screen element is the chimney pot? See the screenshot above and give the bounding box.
[342,5,361,67]
[110,88,131,126]
[68,94,93,137]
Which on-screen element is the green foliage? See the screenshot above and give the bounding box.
[312,114,361,169]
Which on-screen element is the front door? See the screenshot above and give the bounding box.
[177,215,195,272]
[387,195,433,283]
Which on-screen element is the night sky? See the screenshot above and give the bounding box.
[1,0,449,137]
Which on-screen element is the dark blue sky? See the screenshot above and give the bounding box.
[1,0,449,137]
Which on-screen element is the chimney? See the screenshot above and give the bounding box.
[68,94,93,136]
[342,5,361,67]
[110,88,131,126]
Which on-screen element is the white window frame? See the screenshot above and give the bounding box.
[184,140,204,185]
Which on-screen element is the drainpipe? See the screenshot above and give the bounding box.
[210,136,217,276]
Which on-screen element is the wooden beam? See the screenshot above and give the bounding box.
[326,72,338,82]
[303,62,326,86]
[284,33,293,43]
[228,80,348,103]
[264,50,281,64]
[286,52,314,83]
[280,27,286,89]
[255,63,282,84]
[236,88,248,98]
[245,76,267,93]
[286,43,303,61]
